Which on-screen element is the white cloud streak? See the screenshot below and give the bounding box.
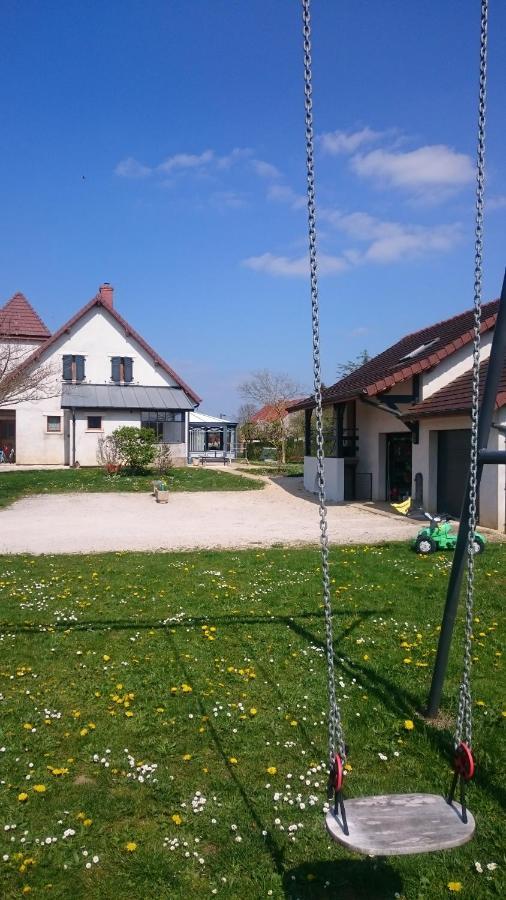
[242,252,348,278]
[351,144,474,191]
[251,159,281,179]
[488,194,506,211]
[267,184,306,210]
[319,127,384,155]
[114,157,152,178]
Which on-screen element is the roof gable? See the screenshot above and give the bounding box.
[291,298,500,410]
[14,288,201,405]
[403,355,506,419]
[0,292,51,341]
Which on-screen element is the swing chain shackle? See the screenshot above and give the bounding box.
[455,0,488,753]
[302,0,346,767]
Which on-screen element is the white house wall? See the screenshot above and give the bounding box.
[422,332,492,399]
[14,305,190,465]
[356,399,411,501]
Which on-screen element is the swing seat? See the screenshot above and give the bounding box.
[325,793,475,856]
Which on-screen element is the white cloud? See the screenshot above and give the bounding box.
[351,144,474,191]
[267,184,306,210]
[322,207,462,263]
[157,150,215,174]
[242,252,348,278]
[114,157,152,178]
[251,159,282,179]
[489,194,506,211]
[216,147,253,169]
[319,127,383,155]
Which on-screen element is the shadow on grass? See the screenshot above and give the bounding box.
[3,607,503,813]
[282,859,403,900]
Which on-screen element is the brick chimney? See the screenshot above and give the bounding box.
[98,283,114,308]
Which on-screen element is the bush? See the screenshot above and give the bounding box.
[97,435,122,474]
[110,426,157,473]
[153,442,173,476]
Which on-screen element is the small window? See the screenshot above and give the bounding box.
[111,357,133,383]
[87,415,102,431]
[47,416,61,433]
[62,354,86,382]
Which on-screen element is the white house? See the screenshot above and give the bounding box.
[293,297,506,532]
[0,284,201,466]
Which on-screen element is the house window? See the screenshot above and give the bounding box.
[47,415,61,433]
[111,357,133,383]
[87,415,102,431]
[141,410,185,443]
[62,354,86,382]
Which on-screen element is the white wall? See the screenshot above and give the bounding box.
[422,332,492,399]
[356,400,411,501]
[304,456,344,501]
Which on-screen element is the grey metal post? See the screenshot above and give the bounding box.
[427,270,506,717]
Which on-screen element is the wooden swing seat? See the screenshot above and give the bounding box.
[325,793,475,856]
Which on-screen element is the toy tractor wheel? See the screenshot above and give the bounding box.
[472,536,485,554]
[415,535,436,555]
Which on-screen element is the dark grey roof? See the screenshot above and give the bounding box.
[61,383,195,411]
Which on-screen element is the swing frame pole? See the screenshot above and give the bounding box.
[427,270,506,718]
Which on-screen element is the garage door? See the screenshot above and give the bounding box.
[437,429,471,518]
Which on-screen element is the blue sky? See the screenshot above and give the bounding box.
[1,0,505,415]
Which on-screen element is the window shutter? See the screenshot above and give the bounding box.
[111,357,121,382]
[75,355,85,381]
[123,357,133,382]
[62,355,72,381]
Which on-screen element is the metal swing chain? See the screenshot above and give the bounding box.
[302,0,346,766]
[455,0,489,751]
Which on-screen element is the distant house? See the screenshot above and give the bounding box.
[0,284,201,466]
[251,399,304,426]
[291,298,506,531]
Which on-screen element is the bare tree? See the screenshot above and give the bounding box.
[237,402,259,459]
[0,343,59,408]
[239,369,302,463]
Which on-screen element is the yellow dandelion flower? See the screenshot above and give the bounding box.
[403,658,412,664]
[80,727,89,737]
[404,720,415,731]
[124,841,137,852]
[103,654,111,662]
[18,792,29,802]
[249,707,257,716]
[22,888,32,895]
[229,757,238,765]
[182,753,192,761]
[266,766,277,775]
[171,814,182,826]
[83,818,92,827]
[447,882,462,893]
[33,784,46,793]
[22,723,33,730]
[181,683,193,693]
[125,711,134,718]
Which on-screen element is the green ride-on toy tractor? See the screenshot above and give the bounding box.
[413,512,487,556]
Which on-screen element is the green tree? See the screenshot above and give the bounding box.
[336,349,371,379]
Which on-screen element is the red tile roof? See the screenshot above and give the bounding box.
[251,399,304,423]
[0,292,51,341]
[291,299,500,411]
[403,356,506,419]
[12,287,201,406]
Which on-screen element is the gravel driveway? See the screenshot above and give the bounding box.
[0,477,420,554]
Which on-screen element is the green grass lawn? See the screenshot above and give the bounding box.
[0,545,503,899]
[236,462,304,477]
[0,466,261,509]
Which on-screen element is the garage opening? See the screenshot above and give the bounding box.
[437,429,471,518]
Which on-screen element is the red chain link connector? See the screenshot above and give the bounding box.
[333,754,343,792]
[453,742,475,781]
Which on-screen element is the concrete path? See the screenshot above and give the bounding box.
[0,477,421,555]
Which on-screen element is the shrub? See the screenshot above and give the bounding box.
[153,442,173,476]
[97,435,122,474]
[111,426,157,473]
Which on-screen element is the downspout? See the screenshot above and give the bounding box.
[71,408,76,467]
